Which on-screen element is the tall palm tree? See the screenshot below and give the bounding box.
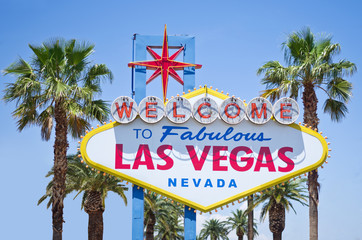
[200,219,229,240]
[3,39,113,240]
[227,209,258,240]
[38,154,128,240]
[144,192,183,240]
[251,179,308,240]
[257,28,356,240]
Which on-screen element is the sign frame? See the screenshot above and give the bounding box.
[80,87,328,212]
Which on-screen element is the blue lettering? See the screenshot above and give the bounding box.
[160,126,188,142]
[142,129,152,139]
[217,179,225,187]
[228,179,237,188]
[160,126,271,142]
[181,131,195,140]
[223,127,235,141]
[181,178,189,187]
[195,127,207,141]
[193,178,201,187]
[204,179,213,187]
[233,132,243,141]
[168,178,177,187]
[257,133,271,141]
[208,132,223,140]
[243,133,251,141]
[133,129,142,139]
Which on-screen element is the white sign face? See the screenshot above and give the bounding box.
[165,97,192,124]
[81,117,327,212]
[273,98,300,125]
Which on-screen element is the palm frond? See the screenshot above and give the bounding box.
[323,98,348,122]
[38,154,128,212]
[84,64,113,88]
[326,78,352,102]
[38,106,54,140]
[4,38,112,140]
[259,27,355,122]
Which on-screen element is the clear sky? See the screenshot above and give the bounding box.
[1,0,361,239]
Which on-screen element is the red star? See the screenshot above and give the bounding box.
[128,25,202,102]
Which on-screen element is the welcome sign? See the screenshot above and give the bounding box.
[80,88,328,212]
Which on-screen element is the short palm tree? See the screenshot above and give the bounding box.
[155,212,184,240]
[38,154,128,240]
[200,219,229,240]
[251,179,308,240]
[144,192,183,240]
[226,209,258,240]
[3,39,113,240]
[257,28,356,239]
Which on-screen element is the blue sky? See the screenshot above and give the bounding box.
[1,0,361,239]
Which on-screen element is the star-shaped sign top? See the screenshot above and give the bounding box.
[128,25,202,102]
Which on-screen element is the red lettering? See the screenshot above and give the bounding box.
[132,144,155,170]
[146,102,157,118]
[157,145,174,170]
[278,147,294,172]
[173,102,185,118]
[251,103,267,119]
[229,146,254,171]
[280,103,292,119]
[254,147,276,172]
[224,103,241,119]
[186,145,211,171]
[213,146,228,171]
[197,102,211,119]
[115,144,131,169]
[115,102,133,118]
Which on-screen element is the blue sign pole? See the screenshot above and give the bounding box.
[132,185,144,240]
[131,35,145,240]
[184,206,197,240]
[131,32,197,240]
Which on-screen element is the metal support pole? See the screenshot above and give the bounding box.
[132,185,144,240]
[184,206,196,240]
[131,32,198,240]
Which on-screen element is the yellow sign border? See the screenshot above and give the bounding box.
[80,88,328,212]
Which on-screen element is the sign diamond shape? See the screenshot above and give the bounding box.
[80,88,328,212]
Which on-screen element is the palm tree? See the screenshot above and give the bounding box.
[154,213,184,240]
[200,219,229,240]
[257,28,356,240]
[251,179,308,240]
[144,192,183,240]
[38,154,128,240]
[3,39,113,240]
[226,209,258,240]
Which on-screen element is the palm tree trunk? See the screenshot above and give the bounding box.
[303,82,320,240]
[88,211,104,240]
[84,191,105,240]
[52,100,68,240]
[237,227,244,240]
[269,203,285,240]
[273,233,282,240]
[145,211,156,240]
[247,195,254,240]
